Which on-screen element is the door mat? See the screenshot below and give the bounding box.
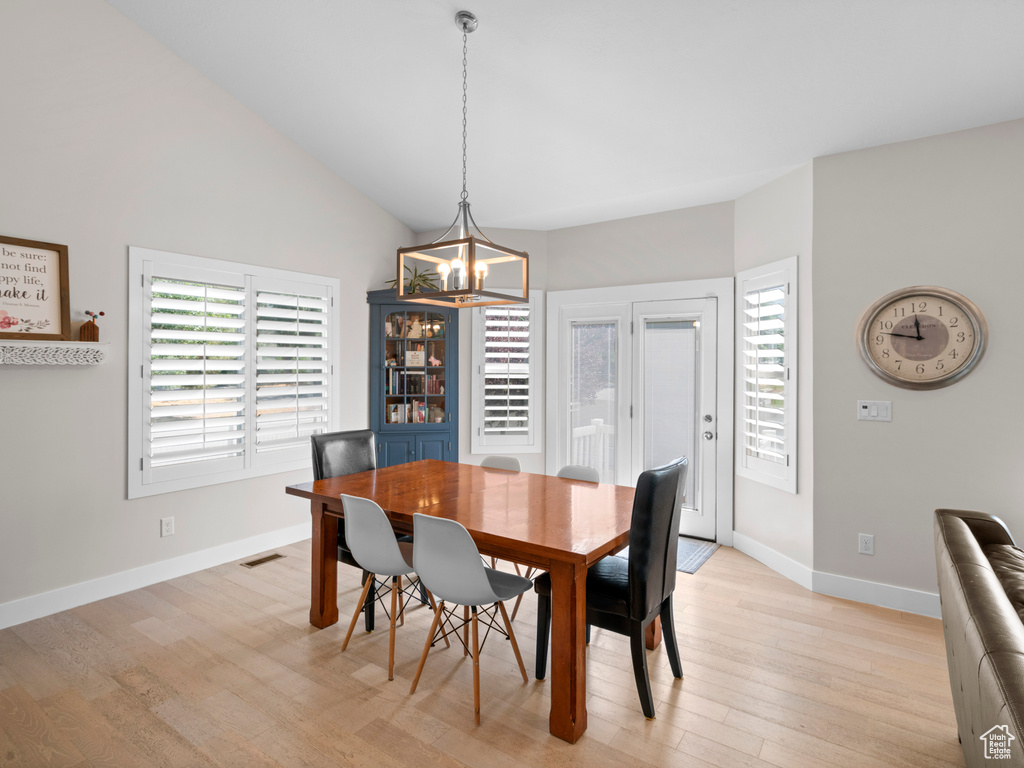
[614,537,720,574]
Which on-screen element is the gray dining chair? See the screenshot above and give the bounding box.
[556,464,600,483]
[408,513,532,724]
[480,455,521,472]
[338,495,445,680]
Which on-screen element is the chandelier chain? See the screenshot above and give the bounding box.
[461,29,469,201]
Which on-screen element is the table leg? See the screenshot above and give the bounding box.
[547,560,587,743]
[309,502,339,628]
[645,616,662,650]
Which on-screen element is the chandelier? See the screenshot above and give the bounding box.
[396,10,529,308]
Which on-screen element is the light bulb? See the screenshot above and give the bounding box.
[437,262,451,291]
[451,258,465,289]
[474,261,488,291]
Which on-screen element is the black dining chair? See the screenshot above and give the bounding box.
[533,456,689,719]
[310,429,382,632]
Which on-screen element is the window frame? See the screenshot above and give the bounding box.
[470,289,543,454]
[735,256,798,494]
[128,246,340,499]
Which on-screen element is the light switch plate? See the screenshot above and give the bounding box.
[857,400,892,422]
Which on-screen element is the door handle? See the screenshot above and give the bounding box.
[703,431,714,440]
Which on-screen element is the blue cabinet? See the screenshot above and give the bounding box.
[368,290,458,466]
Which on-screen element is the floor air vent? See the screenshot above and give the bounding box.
[241,553,284,568]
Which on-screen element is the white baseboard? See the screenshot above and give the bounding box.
[812,570,941,618]
[732,531,814,590]
[732,531,941,618]
[0,523,311,631]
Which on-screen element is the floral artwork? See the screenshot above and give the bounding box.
[0,310,18,330]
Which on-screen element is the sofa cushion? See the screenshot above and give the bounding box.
[985,544,1024,623]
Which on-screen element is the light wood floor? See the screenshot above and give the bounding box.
[0,542,963,768]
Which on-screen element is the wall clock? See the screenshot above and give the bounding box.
[857,286,987,390]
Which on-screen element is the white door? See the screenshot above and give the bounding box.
[630,299,718,540]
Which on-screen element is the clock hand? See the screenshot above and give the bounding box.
[880,331,920,339]
[913,315,923,340]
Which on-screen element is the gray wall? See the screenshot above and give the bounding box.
[812,118,1024,592]
[0,0,409,607]
[733,164,814,568]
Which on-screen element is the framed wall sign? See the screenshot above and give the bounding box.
[0,235,71,340]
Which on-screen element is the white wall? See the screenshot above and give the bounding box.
[0,0,410,612]
[546,202,735,291]
[812,118,1024,594]
[733,164,814,572]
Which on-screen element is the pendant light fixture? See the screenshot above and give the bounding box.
[396,10,528,308]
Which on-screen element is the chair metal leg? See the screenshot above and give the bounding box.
[342,575,376,652]
[660,598,683,679]
[425,590,450,648]
[463,605,470,656]
[397,575,405,626]
[388,576,399,681]
[471,606,481,725]
[410,600,445,694]
[497,600,528,683]
[535,593,551,680]
[630,621,656,719]
[361,569,376,632]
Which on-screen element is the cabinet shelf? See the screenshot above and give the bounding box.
[0,340,109,366]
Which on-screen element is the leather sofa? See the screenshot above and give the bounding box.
[935,508,1024,766]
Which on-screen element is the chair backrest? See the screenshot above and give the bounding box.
[412,514,496,607]
[311,429,376,480]
[627,456,689,622]
[556,464,600,483]
[339,495,410,577]
[480,455,521,472]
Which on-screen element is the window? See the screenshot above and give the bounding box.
[736,256,797,493]
[470,290,542,453]
[128,247,339,498]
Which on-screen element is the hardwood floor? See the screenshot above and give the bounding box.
[0,542,963,767]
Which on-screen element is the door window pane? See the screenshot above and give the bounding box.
[570,321,617,483]
[642,319,697,507]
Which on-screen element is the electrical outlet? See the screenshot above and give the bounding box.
[858,533,874,555]
[161,517,175,537]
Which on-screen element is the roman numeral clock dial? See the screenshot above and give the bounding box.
[857,286,987,389]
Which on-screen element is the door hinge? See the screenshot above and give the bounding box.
[630,321,634,334]
[139,458,144,470]
[448,441,451,451]
[377,443,381,453]
[786,454,790,467]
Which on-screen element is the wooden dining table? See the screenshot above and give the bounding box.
[285,458,641,743]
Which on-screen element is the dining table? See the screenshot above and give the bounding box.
[285,458,650,743]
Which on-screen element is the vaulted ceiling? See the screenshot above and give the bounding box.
[106,0,1024,232]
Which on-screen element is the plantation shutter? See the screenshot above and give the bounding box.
[146,270,247,476]
[741,283,787,464]
[482,305,531,435]
[254,280,331,458]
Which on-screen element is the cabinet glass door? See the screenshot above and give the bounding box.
[383,310,447,426]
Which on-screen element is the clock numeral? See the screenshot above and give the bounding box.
[893,307,905,317]
[878,320,893,331]
[957,332,966,343]
[949,349,959,359]
[881,348,890,358]
[949,317,959,327]
[895,360,902,371]
[875,334,884,345]
[916,363,926,374]
[938,305,944,317]
[916,301,927,311]
[935,360,944,371]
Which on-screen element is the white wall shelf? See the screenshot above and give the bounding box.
[0,340,109,365]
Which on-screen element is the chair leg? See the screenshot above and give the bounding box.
[342,575,376,652]
[509,566,536,622]
[425,590,450,648]
[630,621,656,719]
[463,605,470,656]
[361,569,376,632]
[397,575,405,626]
[586,623,591,645]
[418,581,429,606]
[535,593,551,680]
[497,600,528,683]
[388,576,399,681]
[471,606,481,725]
[410,600,445,694]
[660,598,683,679]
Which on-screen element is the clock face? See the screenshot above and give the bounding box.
[858,287,986,389]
